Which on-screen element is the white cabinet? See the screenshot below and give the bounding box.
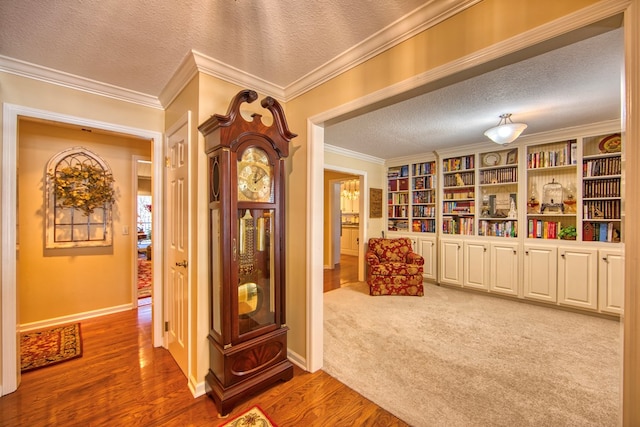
[490,241,519,296]
[524,244,558,303]
[340,226,359,256]
[599,248,624,314]
[440,239,463,286]
[417,237,437,281]
[463,241,490,290]
[558,246,598,310]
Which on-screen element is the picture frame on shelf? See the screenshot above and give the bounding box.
[506,148,518,165]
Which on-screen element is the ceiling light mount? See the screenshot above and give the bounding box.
[484,113,528,145]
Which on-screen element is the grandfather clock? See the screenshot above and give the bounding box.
[198,90,296,416]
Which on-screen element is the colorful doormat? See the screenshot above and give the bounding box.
[20,323,83,372]
[138,258,152,298]
[221,406,277,427]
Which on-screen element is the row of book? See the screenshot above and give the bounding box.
[413,175,435,190]
[412,162,436,176]
[527,140,577,169]
[583,222,620,242]
[442,217,474,235]
[388,205,408,218]
[412,219,436,233]
[478,220,518,238]
[583,200,621,219]
[443,188,475,200]
[583,156,621,177]
[442,155,475,172]
[388,192,409,206]
[583,178,621,198]
[527,219,562,239]
[388,165,409,178]
[443,171,474,187]
[388,177,409,192]
[479,167,517,185]
[443,201,475,214]
[413,191,435,204]
[413,205,436,217]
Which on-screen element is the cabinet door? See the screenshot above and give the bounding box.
[440,239,463,286]
[464,241,490,290]
[558,247,598,310]
[349,228,360,252]
[599,248,624,314]
[524,244,557,303]
[490,242,519,296]
[417,237,437,281]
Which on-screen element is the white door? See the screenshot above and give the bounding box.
[490,241,519,296]
[523,244,557,303]
[558,247,598,310]
[165,117,190,377]
[331,181,341,266]
[417,237,436,281]
[463,241,490,290]
[440,239,463,286]
[599,248,624,314]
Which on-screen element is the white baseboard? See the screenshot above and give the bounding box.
[19,303,134,332]
[189,375,206,398]
[287,348,307,371]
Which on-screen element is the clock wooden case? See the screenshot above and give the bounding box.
[198,90,296,416]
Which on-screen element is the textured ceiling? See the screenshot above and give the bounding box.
[0,2,624,161]
[326,27,624,159]
[0,0,432,95]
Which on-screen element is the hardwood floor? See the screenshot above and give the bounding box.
[323,254,359,292]
[1,303,407,426]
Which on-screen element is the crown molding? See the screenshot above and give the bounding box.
[159,50,287,108]
[325,143,384,165]
[284,0,481,101]
[0,55,162,109]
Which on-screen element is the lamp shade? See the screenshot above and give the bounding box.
[484,113,527,144]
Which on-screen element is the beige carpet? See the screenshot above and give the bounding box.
[323,281,621,427]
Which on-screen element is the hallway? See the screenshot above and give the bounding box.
[323,254,359,293]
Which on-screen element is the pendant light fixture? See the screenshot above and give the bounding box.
[484,113,528,145]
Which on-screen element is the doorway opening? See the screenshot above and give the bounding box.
[136,159,153,306]
[323,171,364,293]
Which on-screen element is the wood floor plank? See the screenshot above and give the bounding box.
[1,303,405,427]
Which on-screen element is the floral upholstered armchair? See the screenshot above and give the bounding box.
[365,238,424,296]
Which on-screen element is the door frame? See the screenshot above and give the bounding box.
[1,104,164,395]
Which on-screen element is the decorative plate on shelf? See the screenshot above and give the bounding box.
[599,134,621,153]
[482,152,500,167]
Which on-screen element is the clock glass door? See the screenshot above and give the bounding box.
[237,208,275,335]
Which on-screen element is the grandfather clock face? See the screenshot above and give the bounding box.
[237,147,274,203]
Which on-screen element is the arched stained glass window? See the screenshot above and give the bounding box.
[45,147,115,248]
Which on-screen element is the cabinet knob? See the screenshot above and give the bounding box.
[603,257,609,262]
[561,253,565,258]
[525,251,529,255]
[513,250,517,255]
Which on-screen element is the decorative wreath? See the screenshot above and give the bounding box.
[49,164,115,216]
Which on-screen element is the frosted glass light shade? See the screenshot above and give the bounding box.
[484,115,528,145]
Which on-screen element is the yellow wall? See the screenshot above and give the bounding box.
[17,119,151,323]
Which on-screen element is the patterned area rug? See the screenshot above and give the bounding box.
[138,258,152,298]
[20,323,82,372]
[221,406,277,427]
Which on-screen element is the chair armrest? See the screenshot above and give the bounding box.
[365,251,380,266]
[407,252,424,266]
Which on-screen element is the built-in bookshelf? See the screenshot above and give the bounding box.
[581,133,622,243]
[526,139,578,239]
[411,161,437,232]
[442,154,475,235]
[388,165,409,231]
[478,148,519,238]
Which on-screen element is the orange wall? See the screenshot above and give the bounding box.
[18,119,151,324]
